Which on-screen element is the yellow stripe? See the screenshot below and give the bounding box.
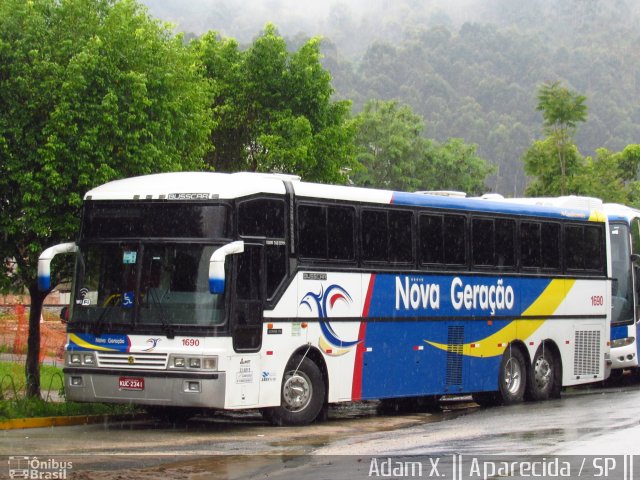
[69,333,116,351]
[425,279,575,358]
[318,335,351,357]
[589,210,606,222]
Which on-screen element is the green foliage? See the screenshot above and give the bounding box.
[524,139,640,204]
[524,82,588,195]
[351,100,493,194]
[0,396,139,420]
[0,0,213,399]
[193,24,357,183]
[0,0,213,292]
[0,361,63,395]
[537,81,588,132]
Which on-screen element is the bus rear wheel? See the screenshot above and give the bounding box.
[526,347,556,401]
[263,356,326,426]
[498,347,526,405]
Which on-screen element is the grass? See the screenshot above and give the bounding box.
[0,397,139,420]
[0,361,140,420]
[0,361,64,394]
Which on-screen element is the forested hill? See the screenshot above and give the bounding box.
[143,0,640,195]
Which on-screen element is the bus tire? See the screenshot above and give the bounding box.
[264,356,326,426]
[497,347,526,405]
[526,347,556,401]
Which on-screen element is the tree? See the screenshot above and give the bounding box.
[523,137,583,196]
[351,100,427,190]
[194,24,357,184]
[535,81,588,194]
[0,0,213,398]
[351,99,492,194]
[573,145,640,205]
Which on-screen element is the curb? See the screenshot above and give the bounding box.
[0,413,145,430]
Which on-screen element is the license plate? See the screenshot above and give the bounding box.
[118,377,144,390]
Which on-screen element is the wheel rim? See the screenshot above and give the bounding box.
[503,356,522,394]
[534,356,552,390]
[282,371,312,412]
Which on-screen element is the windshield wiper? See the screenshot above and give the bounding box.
[92,294,120,335]
[147,288,175,339]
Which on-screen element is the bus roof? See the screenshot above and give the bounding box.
[85,172,605,222]
[604,203,640,223]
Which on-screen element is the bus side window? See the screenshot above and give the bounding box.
[328,206,355,261]
[389,210,413,263]
[238,198,284,238]
[362,210,388,262]
[472,217,494,266]
[520,222,541,269]
[541,223,560,270]
[419,214,444,265]
[496,218,515,267]
[444,214,466,265]
[565,224,604,274]
[298,205,327,258]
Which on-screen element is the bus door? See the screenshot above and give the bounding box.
[232,243,264,352]
[631,218,640,330]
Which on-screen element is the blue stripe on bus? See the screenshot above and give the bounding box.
[390,191,592,220]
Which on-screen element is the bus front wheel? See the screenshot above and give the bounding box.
[263,356,326,426]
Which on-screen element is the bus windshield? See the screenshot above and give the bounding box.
[610,223,634,325]
[71,243,225,328]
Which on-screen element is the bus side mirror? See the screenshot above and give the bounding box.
[209,241,244,294]
[632,254,640,264]
[38,242,78,291]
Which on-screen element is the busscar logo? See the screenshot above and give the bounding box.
[167,193,210,200]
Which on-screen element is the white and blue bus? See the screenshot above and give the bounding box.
[604,203,640,376]
[39,172,611,425]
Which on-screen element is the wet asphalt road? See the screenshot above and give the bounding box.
[1,379,639,479]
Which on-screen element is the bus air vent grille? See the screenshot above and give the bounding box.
[573,330,601,377]
[97,352,168,370]
[446,326,464,386]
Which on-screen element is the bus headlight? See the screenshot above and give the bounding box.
[611,337,635,348]
[169,354,218,371]
[203,357,218,371]
[67,352,96,366]
[173,357,185,368]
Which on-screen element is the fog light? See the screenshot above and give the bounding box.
[186,381,200,392]
[70,376,83,386]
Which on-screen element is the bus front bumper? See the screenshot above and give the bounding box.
[610,342,638,370]
[63,367,226,408]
